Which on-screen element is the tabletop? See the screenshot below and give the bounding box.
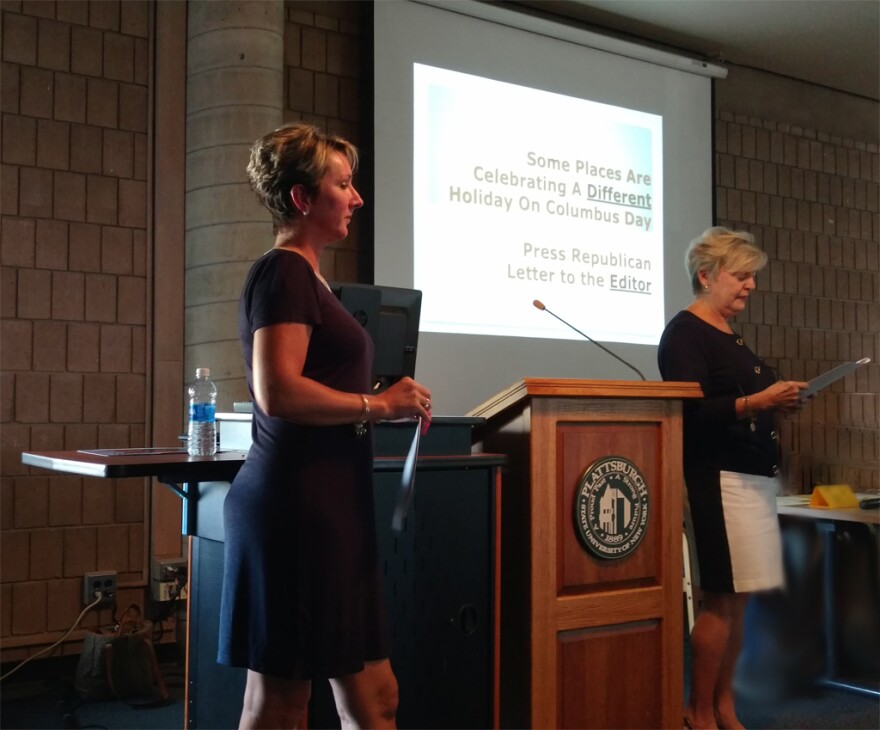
[20,448,249,481]
[777,493,880,526]
[20,448,505,480]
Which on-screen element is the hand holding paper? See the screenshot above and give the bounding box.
[758,379,810,413]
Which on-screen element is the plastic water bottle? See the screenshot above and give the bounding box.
[187,367,217,456]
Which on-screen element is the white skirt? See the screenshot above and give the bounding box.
[717,470,785,593]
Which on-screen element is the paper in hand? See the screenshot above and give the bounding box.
[799,357,870,401]
[392,417,421,533]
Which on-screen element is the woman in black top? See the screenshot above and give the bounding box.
[658,227,807,730]
[218,123,432,729]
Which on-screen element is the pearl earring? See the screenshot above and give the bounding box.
[703,285,710,293]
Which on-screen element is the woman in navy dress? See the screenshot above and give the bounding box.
[658,227,807,730]
[218,123,432,729]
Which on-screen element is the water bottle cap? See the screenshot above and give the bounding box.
[196,367,210,378]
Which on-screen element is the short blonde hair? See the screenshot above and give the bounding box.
[685,226,768,294]
[247,123,359,226]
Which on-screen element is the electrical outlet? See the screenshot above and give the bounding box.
[152,580,186,602]
[151,557,187,583]
[151,557,188,602]
[83,571,117,607]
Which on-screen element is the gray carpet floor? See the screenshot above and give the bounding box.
[2,642,878,729]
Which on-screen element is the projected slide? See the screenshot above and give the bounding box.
[413,63,664,345]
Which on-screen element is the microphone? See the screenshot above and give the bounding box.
[533,299,647,381]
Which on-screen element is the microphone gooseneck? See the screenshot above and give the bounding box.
[532,299,647,381]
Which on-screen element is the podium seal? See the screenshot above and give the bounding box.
[574,455,649,560]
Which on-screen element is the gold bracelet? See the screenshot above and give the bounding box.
[742,396,757,432]
[354,395,369,438]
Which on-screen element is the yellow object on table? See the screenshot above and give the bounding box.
[809,484,858,509]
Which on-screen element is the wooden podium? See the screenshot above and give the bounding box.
[470,378,702,729]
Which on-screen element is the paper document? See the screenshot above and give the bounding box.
[800,357,870,401]
[392,418,421,533]
[77,447,189,457]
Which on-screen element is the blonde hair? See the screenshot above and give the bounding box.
[685,226,768,294]
[247,123,359,226]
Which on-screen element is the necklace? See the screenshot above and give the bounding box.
[313,268,332,292]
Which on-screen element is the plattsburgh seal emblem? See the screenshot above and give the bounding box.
[574,455,649,560]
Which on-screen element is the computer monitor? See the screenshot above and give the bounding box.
[331,282,422,393]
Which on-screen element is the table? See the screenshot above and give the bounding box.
[777,493,880,527]
[22,417,507,729]
[20,449,249,535]
[777,493,880,698]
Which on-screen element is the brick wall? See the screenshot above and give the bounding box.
[0,0,375,666]
[1,0,153,661]
[281,0,373,283]
[714,106,879,494]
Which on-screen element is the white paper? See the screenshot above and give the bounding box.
[799,357,870,401]
[392,418,421,533]
[77,447,188,457]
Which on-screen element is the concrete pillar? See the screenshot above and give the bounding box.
[185,0,284,408]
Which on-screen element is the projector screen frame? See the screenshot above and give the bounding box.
[373,0,724,415]
[414,0,727,81]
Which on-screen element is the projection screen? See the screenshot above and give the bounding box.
[374,0,725,415]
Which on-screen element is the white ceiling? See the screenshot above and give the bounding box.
[511,0,880,100]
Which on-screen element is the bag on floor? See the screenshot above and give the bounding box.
[75,604,168,706]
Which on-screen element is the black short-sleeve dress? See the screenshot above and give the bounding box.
[658,310,784,594]
[217,249,389,679]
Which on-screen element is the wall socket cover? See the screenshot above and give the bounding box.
[83,571,117,606]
